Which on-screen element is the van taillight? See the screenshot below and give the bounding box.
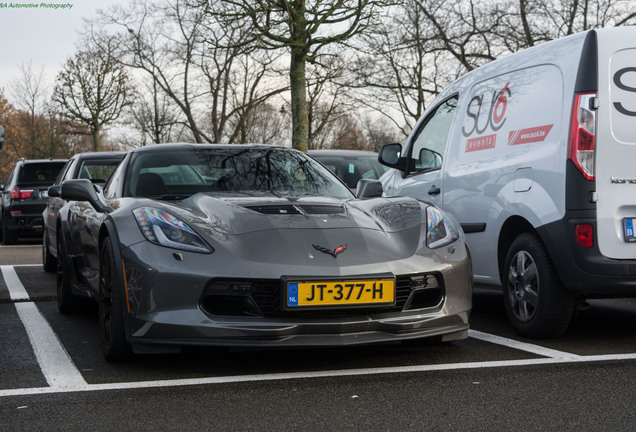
[10,186,34,200]
[575,224,594,248]
[568,92,597,180]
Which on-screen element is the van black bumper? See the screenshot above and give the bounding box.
[539,210,636,296]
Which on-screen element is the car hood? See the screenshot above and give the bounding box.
[134,194,430,266]
[170,194,424,236]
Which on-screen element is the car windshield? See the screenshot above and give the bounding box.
[78,159,123,183]
[126,147,354,200]
[312,154,388,188]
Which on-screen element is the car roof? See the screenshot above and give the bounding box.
[308,149,379,157]
[129,143,288,154]
[71,151,126,160]
[18,159,68,165]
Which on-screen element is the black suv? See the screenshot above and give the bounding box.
[1,158,67,244]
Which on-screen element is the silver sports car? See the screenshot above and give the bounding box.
[57,143,472,360]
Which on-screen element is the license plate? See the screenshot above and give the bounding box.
[286,279,395,308]
[41,190,48,198]
[624,218,636,242]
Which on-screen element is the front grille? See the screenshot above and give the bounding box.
[200,273,444,318]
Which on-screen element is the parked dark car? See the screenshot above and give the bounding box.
[0,158,67,245]
[42,151,125,273]
[308,150,389,193]
[55,143,471,361]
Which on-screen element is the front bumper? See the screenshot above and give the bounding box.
[119,238,472,349]
[129,314,470,351]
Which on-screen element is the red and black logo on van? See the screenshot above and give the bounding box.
[462,82,511,152]
[462,82,511,138]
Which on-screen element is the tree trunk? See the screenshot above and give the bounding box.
[93,124,101,151]
[290,46,309,152]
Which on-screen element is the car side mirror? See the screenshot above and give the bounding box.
[48,185,61,198]
[378,143,408,171]
[61,179,111,213]
[356,179,383,199]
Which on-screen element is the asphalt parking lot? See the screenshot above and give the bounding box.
[2,243,636,431]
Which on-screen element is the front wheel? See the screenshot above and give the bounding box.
[99,237,131,361]
[57,233,79,314]
[43,232,56,273]
[503,233,575,338]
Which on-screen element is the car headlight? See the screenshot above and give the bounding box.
[426,206,459,249]
[133,207,214,254]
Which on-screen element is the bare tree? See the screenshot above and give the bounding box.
[124,79,185,146]
[236,102,290,145]
[10,62,53,157]
[217,0,387,152]
[52,37,132,151]
[0,91,27,175]
[354,0,636,133]
[361,114,402,151]
[351,0,506,134]
[100,0,285,145]
[8,63,76,159]
[498,0,636,51]
[331,114,369,150]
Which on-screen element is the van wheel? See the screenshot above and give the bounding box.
[503,233,575,338]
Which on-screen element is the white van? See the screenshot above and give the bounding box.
[378,26,636,338]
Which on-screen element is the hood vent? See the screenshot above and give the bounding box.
[244,204,345,215]
[298,205,345,215]
[245,205,301,215]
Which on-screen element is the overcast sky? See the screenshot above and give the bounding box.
[0,1,122,99]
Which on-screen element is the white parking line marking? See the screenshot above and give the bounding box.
[468,330,582,359]
[1,265,30,301]
[2,264,635,399]
[1,265,87,389]
[2,353,636,398]
[14,303,88,389]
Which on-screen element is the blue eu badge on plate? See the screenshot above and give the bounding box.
[288,283,298,306]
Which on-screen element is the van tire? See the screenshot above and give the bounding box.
[503,233,575,338]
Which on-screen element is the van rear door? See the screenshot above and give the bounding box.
[595,26,636,259]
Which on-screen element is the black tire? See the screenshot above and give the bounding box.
[503,233,575,338]
[99,237,131,361]
[2,218,17,245]
[57,232,79,314]
[43,232,56,273]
